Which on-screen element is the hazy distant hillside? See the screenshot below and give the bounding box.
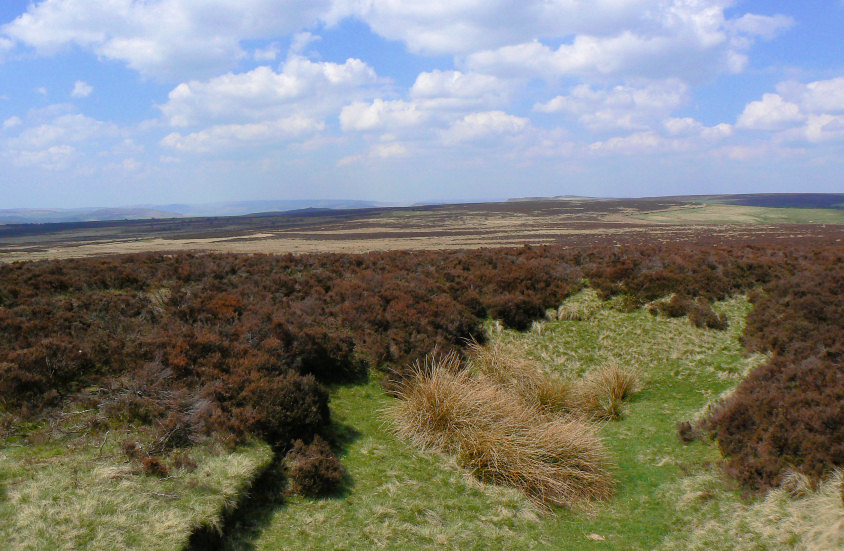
[150,199,386,217]
[0,199,385,225]
[704,193,844,209]
[0,208,182,225]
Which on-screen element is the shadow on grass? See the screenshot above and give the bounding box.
[186,419,362,551]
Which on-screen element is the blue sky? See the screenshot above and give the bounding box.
[1,1,843,209]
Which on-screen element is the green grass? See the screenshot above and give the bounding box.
[226,291,778,550]
[637,203,844,225]
[0,417,272,551]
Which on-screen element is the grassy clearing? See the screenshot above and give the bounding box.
[636,203,844,225]
[0,416,272,551]
[225,289,819,550]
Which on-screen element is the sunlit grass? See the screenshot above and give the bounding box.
[227,291,795,550]
[0,418,272,551]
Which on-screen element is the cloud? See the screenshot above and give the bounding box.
[161,114,323,152]
[253,42,280,61]
[736,76,844,144]
[804,114,844,143]
[777,77,844,114]
[339,1,791,81]
[160,56,377,127]
[2,106,126,172]
[340,99,426,132]
[9,112,119,149]
[726,13,794,41]
[736,93,804,130]
[11,144,76,170]
[0,36,12,58]
[442,110,529,144]
[409,70,511,109]
[2,1,794,84]
[664,117,733,140]
[589,117,733,155]
[71,80,93,98]
[534,80,688,131]
[2,116,22,130]
[589,131,666,154]
[2,0,333,80]
[337,140,408,166]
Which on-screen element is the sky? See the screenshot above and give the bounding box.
[1,1,843,209]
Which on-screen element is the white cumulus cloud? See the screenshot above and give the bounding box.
[777,77,844,114]
[535,80,688,131]
[442,110,529,144]
[71,80,93,98]
[161,115,324,152]
[340,99,427,132]
[160,56,377,127]
[736,93,804,130]
[1,0,334,80]
[2,116,22,130]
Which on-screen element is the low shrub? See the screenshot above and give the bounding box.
[486,293,547,331]
[232,372,330,448]
[283,435,345,497]
[652,294,693,318]
[701,355,844,489]
[141,455,169,477]
[688,298,729,330]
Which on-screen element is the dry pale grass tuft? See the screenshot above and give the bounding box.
[389,352,614,508]
[466,339,572,413]
[575,362,641,420]
[661,469,844,550]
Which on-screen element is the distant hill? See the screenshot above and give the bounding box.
[0,208,182,225]
[668,193,844,210]
[0,199,386,225]
[711,193,844,210]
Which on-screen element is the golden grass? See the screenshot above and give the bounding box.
[466,338,572,413]
[389,352,614,508]
[574,362,642,420]
[660,469,844,550]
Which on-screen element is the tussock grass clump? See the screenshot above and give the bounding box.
[555,288,602,321]
[575,362,642,420]
[389,353,614,508]
[466,339,571,413]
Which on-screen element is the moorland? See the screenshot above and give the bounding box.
[0,194,842,550]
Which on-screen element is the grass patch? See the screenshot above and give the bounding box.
[0,415,272,551]
[636,203,844,225]
[224,290,821,550]
[659,469,844,550]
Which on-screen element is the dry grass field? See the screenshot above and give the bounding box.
[2,197,841,263]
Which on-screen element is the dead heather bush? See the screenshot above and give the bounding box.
[689,298,729,330]
[389,353,614,508]
[283,435,346,497]
[466,339,571,413]
[575,362,641,420]
[650,294,694,318]
[141,455,169,477]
